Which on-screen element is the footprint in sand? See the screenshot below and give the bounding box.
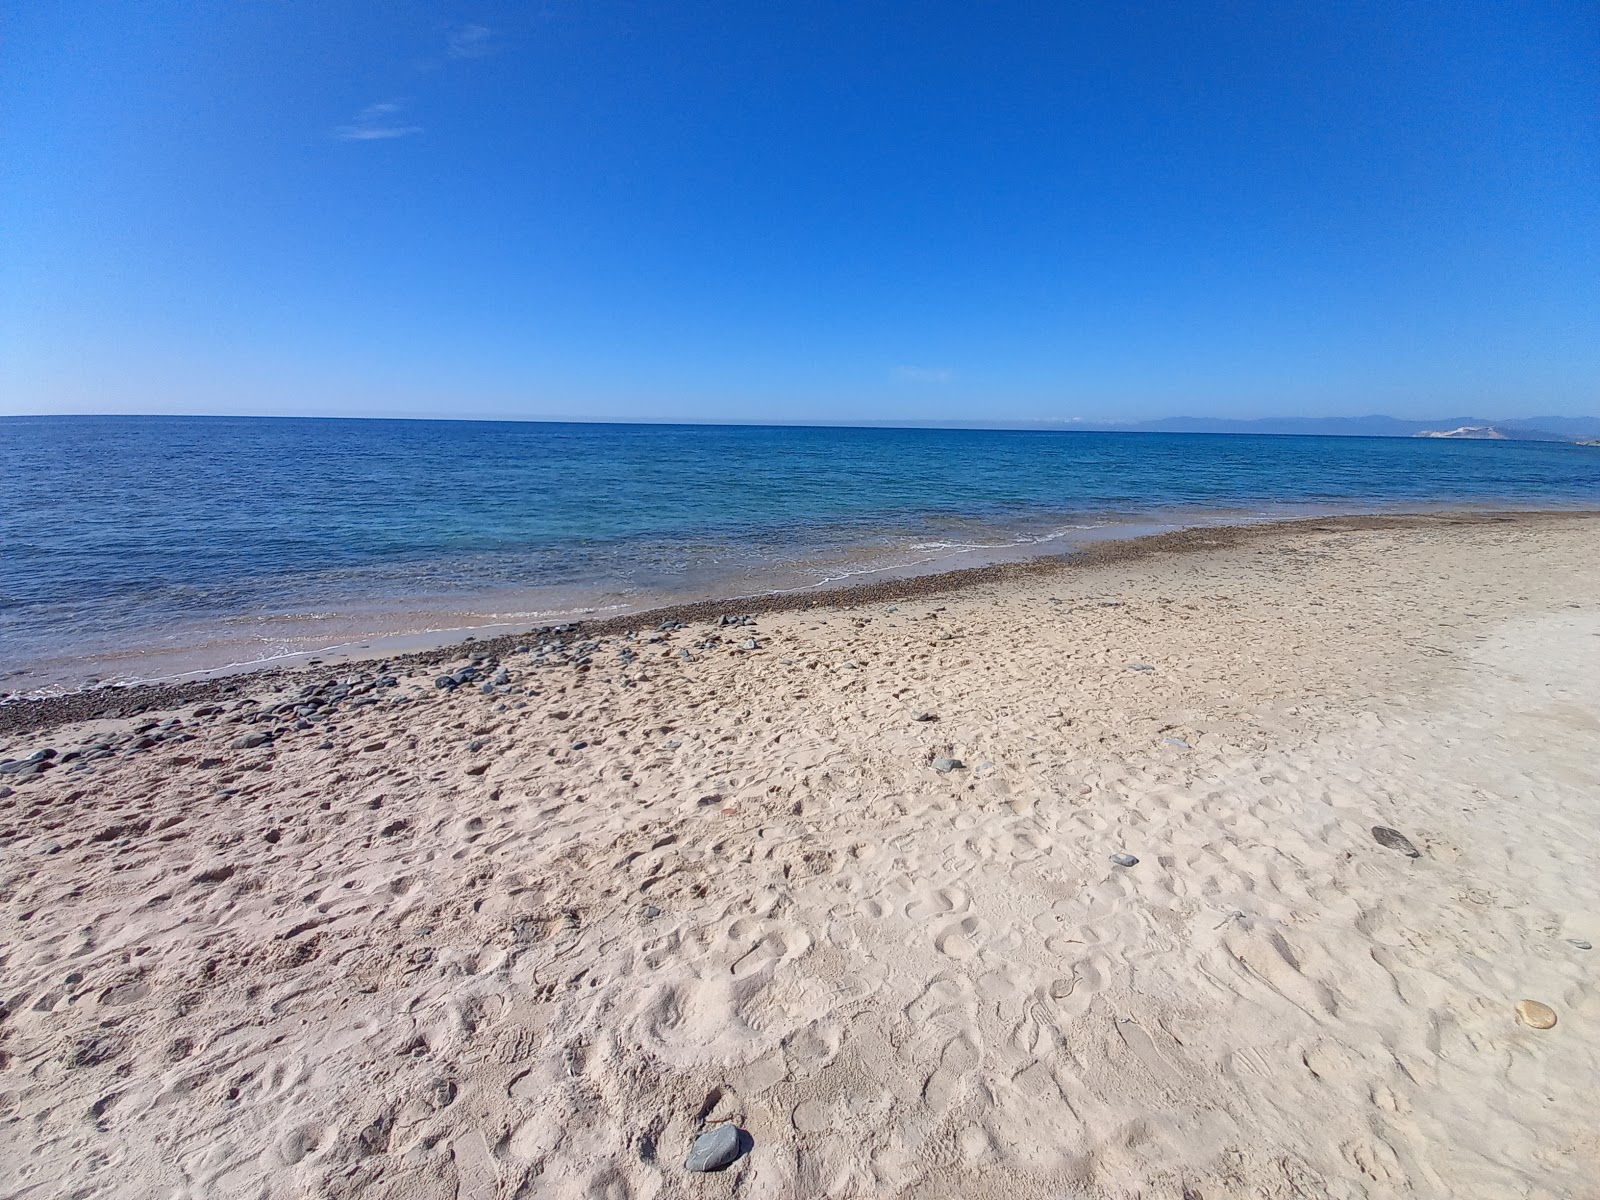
[906,977,971,1026]
[935,916,989,959]
[923,1032,981,1110]
[1047,959,1105,1019]
[731,932,790,977]
[783,1019,845,1081]
[906,887,966,923]
[1115,1018,1181,1085]
[792,1097,833,1133]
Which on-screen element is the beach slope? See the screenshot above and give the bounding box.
[1,513,1597,1199]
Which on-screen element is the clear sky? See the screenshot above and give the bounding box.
[3,2,1596,423]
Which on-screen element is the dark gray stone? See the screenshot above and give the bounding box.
[232,731,271,749]
[1109,852,1139,867]
[1371,827,1420,857]
[930,757,963,773]
[684,1124,745,1172]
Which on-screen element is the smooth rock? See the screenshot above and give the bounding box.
[911,711,938,722]
[930,757,963,773]
[1109,852,1139,867]
[232,732,271,750]
[1515,999,1557,1029]
[1371,826,1420,857]
[684,1124,745,1172]
[1127,663,1154,672]
[1163,737,1189,748]
[1567,938,1592,951]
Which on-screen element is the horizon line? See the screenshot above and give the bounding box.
[2,411,1597,437]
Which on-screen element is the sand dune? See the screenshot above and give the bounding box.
[1,514,1597,1198]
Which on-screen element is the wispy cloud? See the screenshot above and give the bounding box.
[447,23,493,59]
[892,365,954,384]
[333,102,423,141]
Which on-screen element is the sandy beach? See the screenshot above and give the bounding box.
[1,510,1597,1199]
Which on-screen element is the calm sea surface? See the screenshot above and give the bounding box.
[3,416,1598,693]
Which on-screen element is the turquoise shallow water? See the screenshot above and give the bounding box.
[2,415,1598,691]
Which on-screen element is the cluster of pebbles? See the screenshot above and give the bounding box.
[0,616,772,791]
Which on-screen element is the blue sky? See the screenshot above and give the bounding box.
[3,1,1596,423]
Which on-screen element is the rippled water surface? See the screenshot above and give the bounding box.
[3,416,1598,692]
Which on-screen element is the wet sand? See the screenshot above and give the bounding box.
[1,510,1597,1198]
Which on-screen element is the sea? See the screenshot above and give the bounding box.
[3,415,1598,695]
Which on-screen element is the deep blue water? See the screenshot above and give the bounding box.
[3,415,1598,690]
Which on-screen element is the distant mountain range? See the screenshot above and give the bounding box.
[1062,415,1600,442]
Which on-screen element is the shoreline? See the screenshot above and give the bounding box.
[3,505,1593,737]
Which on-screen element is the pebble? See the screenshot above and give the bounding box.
[232,731,271,749]
[1109,852,1139,867]
[911,711,938,722]
[1568,939,1592,951]
[1370,826,1420,857]
[1127,663,1154,672]
[930,757,963,773]
[1514,999,1557,1030]
[684,1124,745,1172]
[1163,737,1190,748]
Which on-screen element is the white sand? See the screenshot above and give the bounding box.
[1,515,1597,1198]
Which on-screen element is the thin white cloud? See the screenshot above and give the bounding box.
[892,365,954,384]
[447,23,493,58]
[334,101,423,141]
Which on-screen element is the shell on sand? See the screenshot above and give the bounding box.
[1515,1000,1558,1030]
